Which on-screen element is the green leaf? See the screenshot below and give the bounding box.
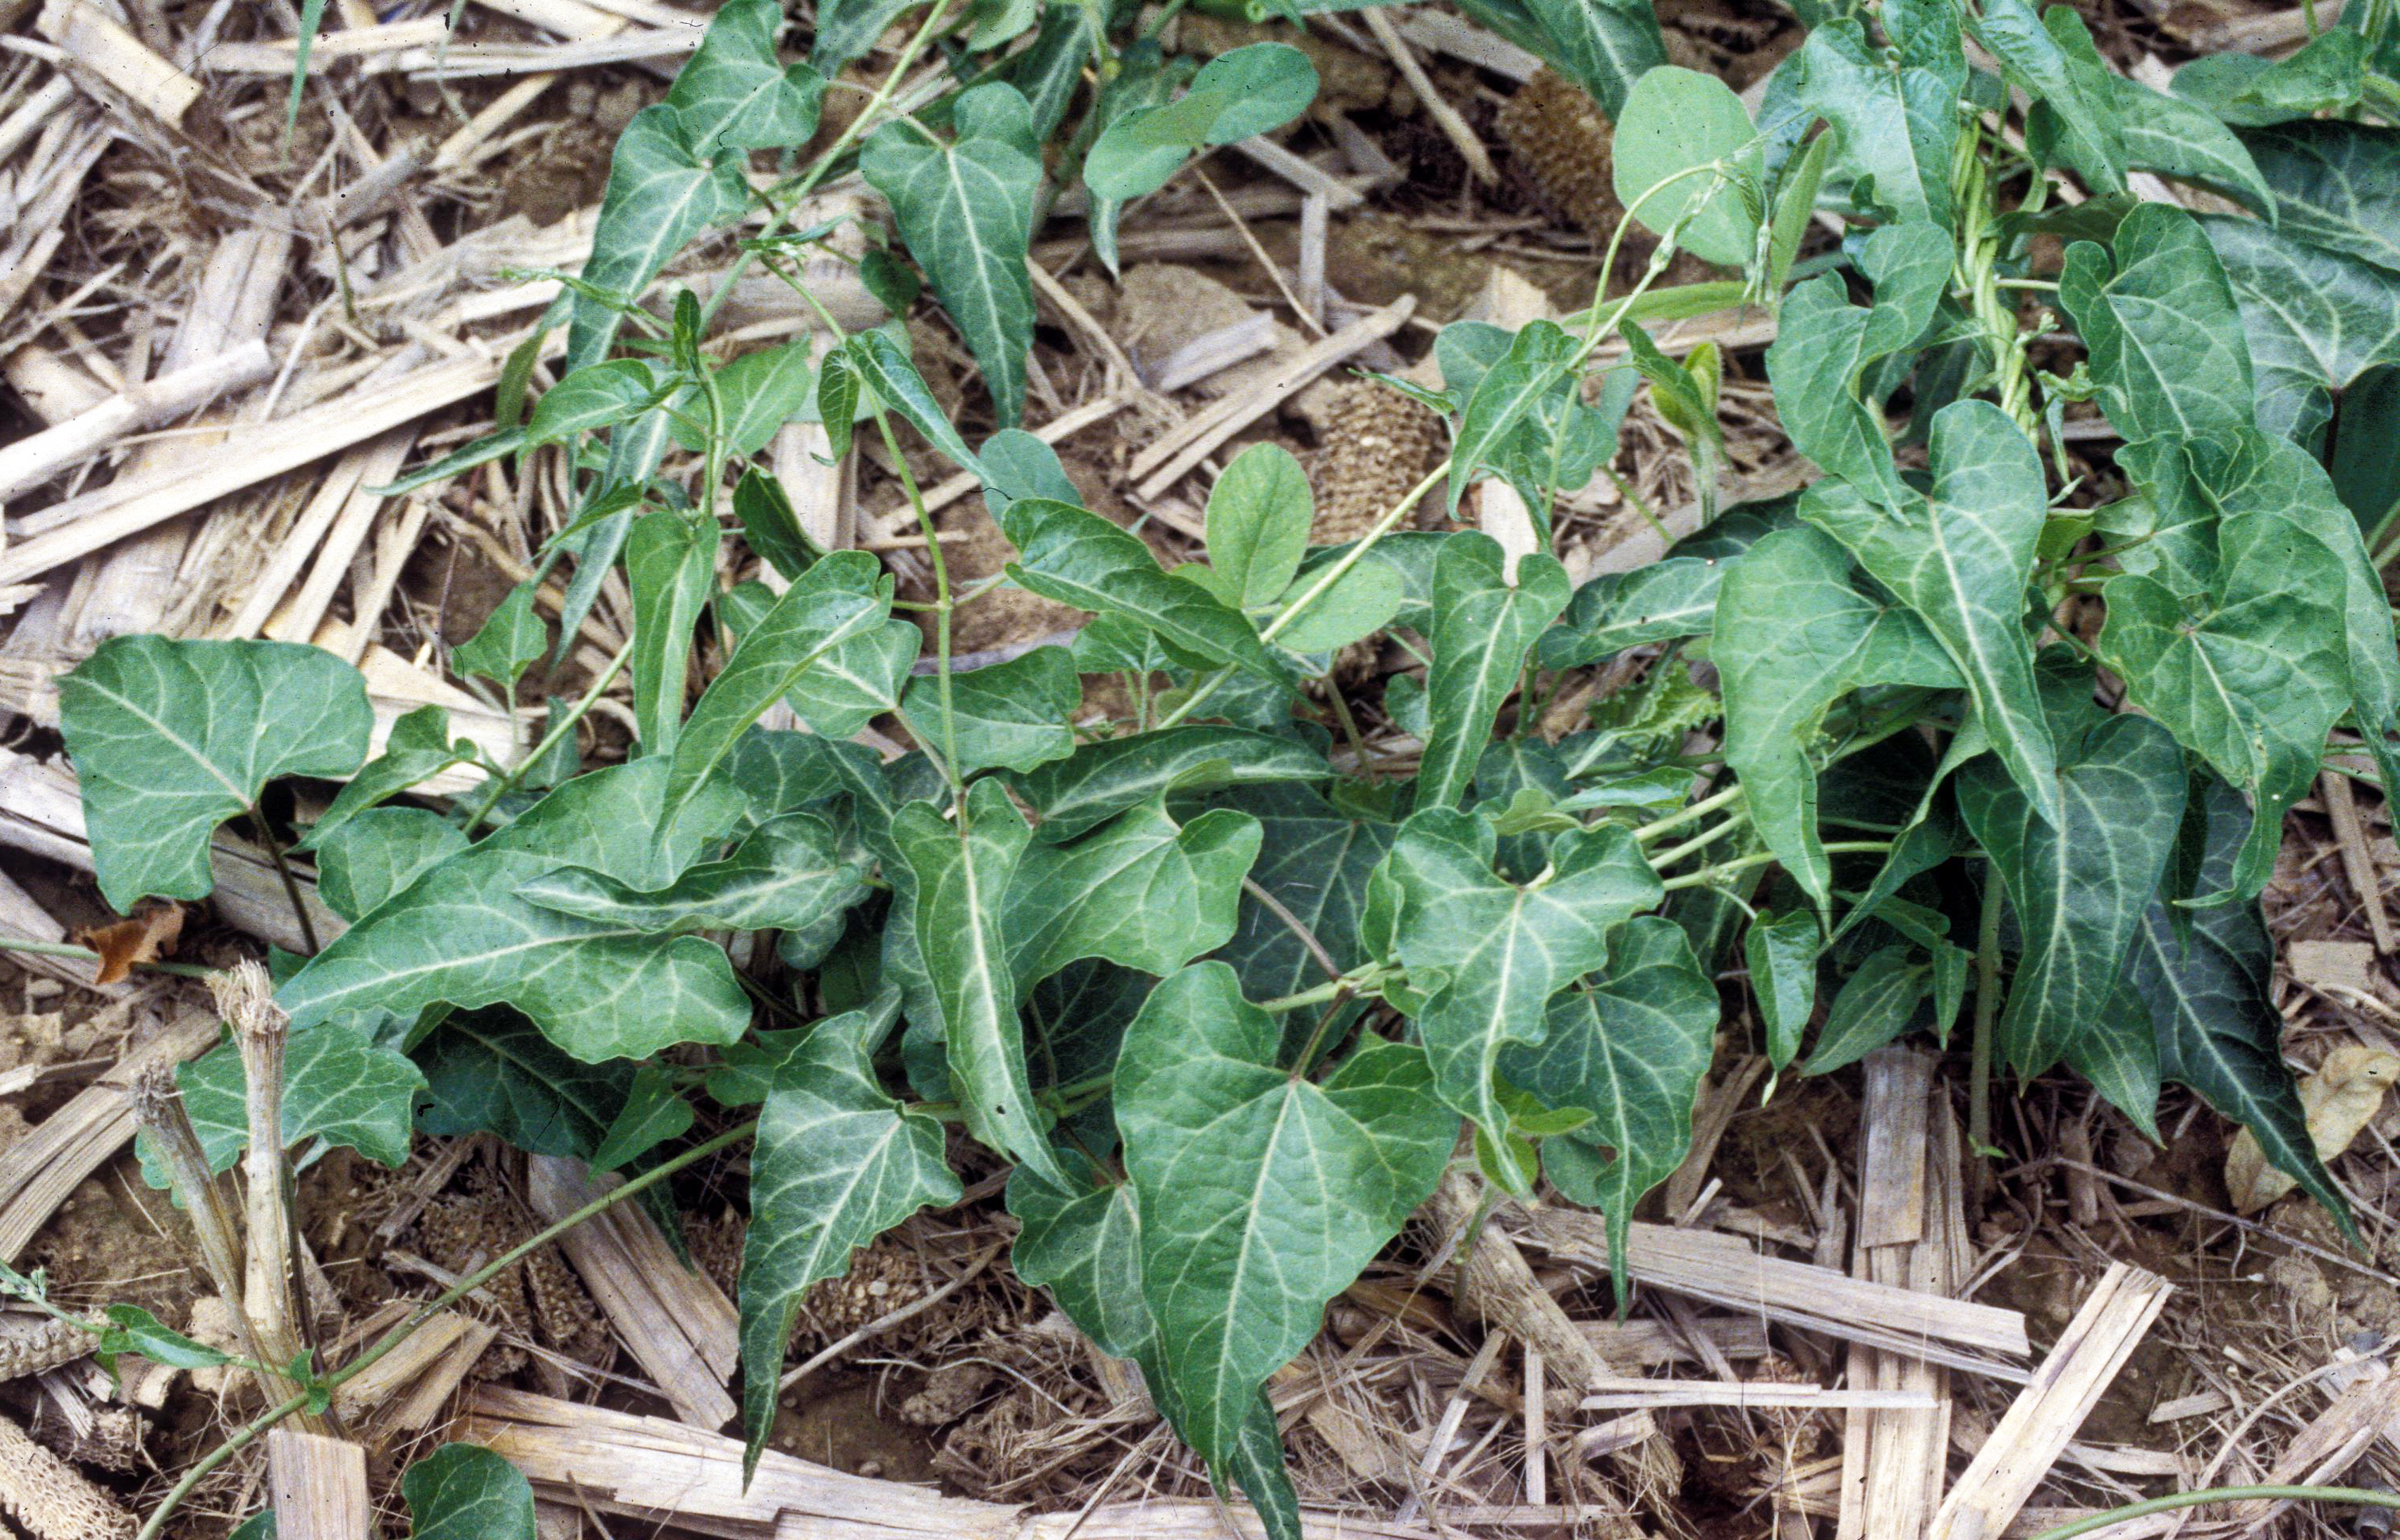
[893,778,1064,1185]
[813,0,922,75]
[2201,213,2400,446]
[681,341,816,458]
[1084,45,1318,201]
[144,1022,426,1178]
[734,470,821,583]
[720,577,919,742]
[2090,76,2274,218]
[403,1444,537,1540]
[1500,916,1715,1308]
[1009,1152,1157,1366]
[860,84,1042,427]
[1764,220,1951,501]
[1518,0,1665,118]
[735,999,961,1476]
[301,707,475,854]
[1969,0,2125,192]
[520,813,870,934]
[1745,910,1820,1074]
[2066,978,2163,1142]
[2059,202,2258,447]
[1210,786,1396,1004]
[1805,945,1932,1074]
[845,325,985,477]
[1801,400,2059,826]
[97,1304,229,1374]
[1114,963,1453,1535]
[2129,774,2348,1230]
[590,1063,695,1173]
[565,106,748,374]
[1960,714,2185,1075]
[667,552,895,817]
[999,498,1290,688]
[1448,320,1579,517]
[1015,727,1329,842]
[1381,810,1664,1184]
[454,582,549,688]
[1610,64,1762,267]
[311,808,467,923]
[665,0,824,156]
[626,509,716,754]
[527,360,668,447]
[1712,526,1961,905]
[2174,29,2363,126]
[902,645,1081,774]
[979,427,1083,513]
[1205,443,1314,610]
[58,636,373,911]
[413,1012,633,1160]
[1005,799,1262,988]
[1418,535,1574,813]
[1541,557,1728,669]
[281,843,750,1062]
[1783,20,1958,228]
[2332,365,2400,538]
[2098,506,2350,899]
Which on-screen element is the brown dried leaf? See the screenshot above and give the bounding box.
[73,905,183,986]
[2226,1044,2400,1212]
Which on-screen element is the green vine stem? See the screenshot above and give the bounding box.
[135,1120,757,1540]
[461,633,634,832]
[0,936,215,980]
[2027,1486,2400,1540]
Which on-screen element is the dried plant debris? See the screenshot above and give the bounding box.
[1292,377,1447,546]
[0,1409,134,1540]
[408,1165,607,1374]
[1496,68,1622,237]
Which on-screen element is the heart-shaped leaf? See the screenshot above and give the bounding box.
[59,637,373,912]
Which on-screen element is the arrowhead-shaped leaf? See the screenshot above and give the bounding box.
[2237,120,2400,276]
[665,0,824,156]
[59,636,373,912]
[413,1011,634,1160]
[1210,785,1397,1004]
[998,498,1291,690]
[521,813,871,935]
[667,552,895,817]
[2090,76,2274,218]
[1781,21,1958,228]
[1961,714,2185,1075]
[1500,916,1717,1308]
[1765,220,1951,501]
[1712,525,1961,904]
[1005,799,1262,988]
[2202,213,2400,446]
[2098,506,2349,899]
[1540,556,1730,669]
[1013,727,1330,842]
[279,844,751,1062]
[738,999,961,1476]
[900,646,1081,775]
[1805,944,1934,1074]
[142,1021,425,1180]
[564,105,748,375]
[1008,1149,1159,1367]
[1803,400,2059,826]
[1419,534,1574,812]
[860,84,1042,427]
[892,778,1064,1186]
[1114,963,1453,1535]
[1380,810,1663,1183]
[2129,774,2348,1229]
[627,508,717,755]
[2059,202,2258,448]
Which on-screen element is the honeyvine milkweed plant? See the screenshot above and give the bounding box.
[45,0,2400,1532]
